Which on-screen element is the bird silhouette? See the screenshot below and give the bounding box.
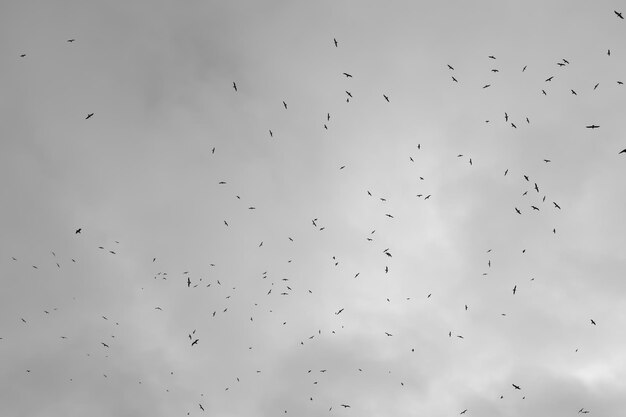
[85,113,94,119]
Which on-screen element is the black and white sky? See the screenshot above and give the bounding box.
[2,1,626,416]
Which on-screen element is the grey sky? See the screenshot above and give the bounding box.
[1,1,626,416]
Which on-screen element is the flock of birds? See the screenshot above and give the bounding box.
[4,8,626,417]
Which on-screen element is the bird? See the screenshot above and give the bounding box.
[20,54,26,57]
[594,83,599,90]
[545,76,554,82]
[199,404,204,411]
[101,342,109,348]
[513,285,517,295]
[383,94,390,102]
[590,319,596,325]
[384,332,393,336]
[451,76,458,82]
[333,38,338,47]
[233,82,237,91]
[342,72,352,78]
[615,10,624,19]
[619,149,626,154]
[488,55,496,59]
[269,130,273,137]
[460,410,468,415]
[531,206,539,211]
[191,339,199,346]
[522,65,527,72]
[512,384,521,390]
[586,125,600,129]
[483,84,491,88]
[85,113,94,119]
[505,112,508,121]
[345,91,352,97]
[283,101,287,109]
[75,228,82,234]
[608,49,611,56]
[553,202,561,209]
[340,404,351,408]
[515,208,521,215]
[187,277,191,287]
[447,64,454,70]
[67,39,75,42]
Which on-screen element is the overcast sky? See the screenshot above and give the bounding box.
[1,1,626,416]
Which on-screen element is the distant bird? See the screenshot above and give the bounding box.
[586,125,600,129]
[269,130,273,137]
[345,91,352,97]
[67,39,75,42]
[522,65,527,72]
[342,72,352,78]
[283,101,287,109]
[553,202,561,209]
[608,49,611,56]
[615,10,624,19]
[233,82,237,91]
[187,277,191,287]
[505,112,508,121]
[383,94,390,102]
[340,404,351,408]
[543,158,550,162]
[590,319,596,325]
[531,205,539,211]
[452,76,458,82]
[594,83,599,90]
[75,228,82,234]
[619,149,626,154]
[488,55,496,59]
[20,54,26,57]
[101,342,109,348]
[545,76,554,82]
[542,89,547,95]
[333,38,338,47]
[335,308,344,315]
[482,84,491,89]
[199,404,204,411]
[513,285,517,295]
[460,410,468,415]
[85,113,94,119]
[512,384,521,390]
[571,89,577,95]
[491,69,499,72]
[191,339,199,346]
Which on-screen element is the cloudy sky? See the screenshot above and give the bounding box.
[2,1,626,416]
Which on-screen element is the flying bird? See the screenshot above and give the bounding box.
[615,10,624,19]
[75,228,82,234]
[512,384,521,390]
[383,94,389,102]
[233,82,237,91]
[586,125,600,129]
[619,149,626,154]
[590,319,596,325]
[333,38,338,47]
[85,113,94,119]
[342,72,352,78]
[67,39,75,42]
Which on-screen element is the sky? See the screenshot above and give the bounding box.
[1,1,626,416]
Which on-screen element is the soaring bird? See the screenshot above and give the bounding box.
[512,384,521,390]
[545,76,554,82]
[553,202,561,209]
[85,113,94,119]
[340,404,351,408]
[333,38,338,47]
[594,83,599,90]
[616,10,624,19]
[75,228,82,234]
[342,72,352,78]
[233,82,237,91]
[283,101,287,109]
[67,39,75,42]
[345,91,352,97]
[448,64,454,70]
[383,94,390,102]
[513,285,517,295]
[590,319,596,325]
[620,149,626,154]
[586,125,600,129]
[191,339,199,346]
